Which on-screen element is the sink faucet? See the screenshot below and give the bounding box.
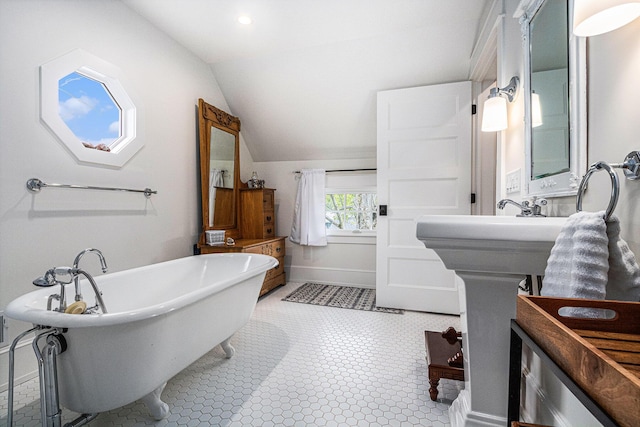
[72,248,108,303]
[497,197,547,217]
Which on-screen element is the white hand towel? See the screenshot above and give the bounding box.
[604,215,640,301]
[542,211,640,314]
[542,211,609,301]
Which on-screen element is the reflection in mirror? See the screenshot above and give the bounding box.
[198,99,240,233]
[59,71,121,151]
[520,0,587,197]
[208,127,235,227]
[530,0,569,180]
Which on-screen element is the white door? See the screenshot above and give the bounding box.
[376,81,472,314]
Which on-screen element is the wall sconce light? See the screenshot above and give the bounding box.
[573,0,640,36]
[481,76,519,132]
[532,91,543,128]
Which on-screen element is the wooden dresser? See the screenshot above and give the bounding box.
[200,237,286,296]
[199,187,286,297]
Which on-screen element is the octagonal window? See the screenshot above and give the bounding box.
[40,49,142,168]
[59,72,121,151]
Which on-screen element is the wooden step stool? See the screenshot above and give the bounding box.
[424,327,465,401]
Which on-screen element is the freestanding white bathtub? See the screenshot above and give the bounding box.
[6,253,278,419]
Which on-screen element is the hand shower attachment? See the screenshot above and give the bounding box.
[33,269,67,312]
[32,265,108,314]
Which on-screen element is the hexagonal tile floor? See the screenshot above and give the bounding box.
[1,282,463,426]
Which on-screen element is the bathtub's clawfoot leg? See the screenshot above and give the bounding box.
[141,382,169,420]
[221,338,235,358]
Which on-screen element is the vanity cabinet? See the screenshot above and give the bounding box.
[199,237,286,296]
[240,188,276,239]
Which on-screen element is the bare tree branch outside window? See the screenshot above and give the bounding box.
[325,192,377,231]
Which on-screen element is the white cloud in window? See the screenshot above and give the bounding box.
[108,120,119,134]
[59,95,98,122]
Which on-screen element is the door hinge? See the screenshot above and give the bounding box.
[471,104,477,115]
[471,193,476,204]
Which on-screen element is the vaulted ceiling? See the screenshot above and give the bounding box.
[122,0,492,162]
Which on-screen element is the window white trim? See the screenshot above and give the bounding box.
[40,49,142,168]
[327,234,376,245]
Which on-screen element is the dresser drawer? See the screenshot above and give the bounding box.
[262,190,274,209]
[262,239,284,256]
[243,246,264,255]
[263,224,275,238]
[260,272,286,296]
[239,238,285,256]
[265,256,285,281]
[264,212,275,225]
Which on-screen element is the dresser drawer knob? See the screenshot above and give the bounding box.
[266,228,272,234]
[266,216,272,221]
[276,247,282,253]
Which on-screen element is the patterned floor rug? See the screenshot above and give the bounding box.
[282,283,404,314]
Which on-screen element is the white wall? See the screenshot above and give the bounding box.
[498,0,640,425]
[253,159,377,288]
[0,0,246,388]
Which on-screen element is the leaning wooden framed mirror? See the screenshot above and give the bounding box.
[198,99,241,241]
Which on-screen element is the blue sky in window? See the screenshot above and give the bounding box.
[58,72,120,147]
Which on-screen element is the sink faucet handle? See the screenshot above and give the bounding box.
[530,196,548,207]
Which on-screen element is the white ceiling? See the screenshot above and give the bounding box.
[122,0,492,162]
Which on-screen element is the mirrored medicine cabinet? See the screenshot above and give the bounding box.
[519,0,587,197]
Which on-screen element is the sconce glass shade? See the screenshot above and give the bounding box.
[481,95,508,132]
[532,92,543,128]
[573,0,640,36]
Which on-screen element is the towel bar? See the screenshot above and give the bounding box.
[26,178,157,198]
[576,151,640,221]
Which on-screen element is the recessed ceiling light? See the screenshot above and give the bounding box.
[238,15,252,25]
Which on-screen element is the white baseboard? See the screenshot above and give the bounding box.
[287,265,375,288]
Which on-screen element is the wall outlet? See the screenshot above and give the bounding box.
[506,169,521,194]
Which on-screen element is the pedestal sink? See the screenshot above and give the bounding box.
[416,215,566,427]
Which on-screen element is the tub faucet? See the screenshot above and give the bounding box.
[73,268,108,313]
[33,267,74,312]
[73,248,108,302]
[33,266,108,313]
[497,197,547,217]
[33,269,66,312]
